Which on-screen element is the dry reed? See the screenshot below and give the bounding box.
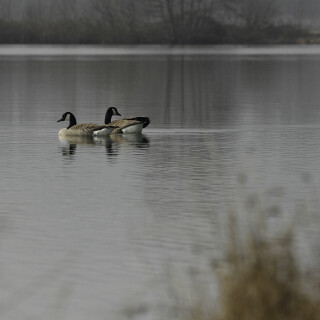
[187,218,320,320]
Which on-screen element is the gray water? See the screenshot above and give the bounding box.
[1,45,320,320]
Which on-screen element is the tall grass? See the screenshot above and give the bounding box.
[186,218,320,320]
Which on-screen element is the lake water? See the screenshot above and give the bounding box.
[1,45,320,319]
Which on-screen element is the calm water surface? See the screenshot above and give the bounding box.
[1,45,320,319]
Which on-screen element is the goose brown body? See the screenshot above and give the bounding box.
[59,123,113,136]
[104,107,150,134]
[106,119,143,134]
[57,112,116,136]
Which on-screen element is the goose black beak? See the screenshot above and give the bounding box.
[116,111,121,116]
[57,118,63,122]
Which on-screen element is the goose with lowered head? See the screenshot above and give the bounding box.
[57,112,116,136]
[103,107,150,134]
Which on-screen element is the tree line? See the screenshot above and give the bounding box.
[0,0,310,44]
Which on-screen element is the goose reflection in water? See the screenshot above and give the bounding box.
[96,134,150,157]
[59,135,96,159]
[59,134,149,158]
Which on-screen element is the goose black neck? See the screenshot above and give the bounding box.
[105,109,113,124]
[68,113,77,129]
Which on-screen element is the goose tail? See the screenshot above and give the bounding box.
[130,117,150,128]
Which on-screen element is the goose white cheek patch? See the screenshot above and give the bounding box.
[65,114,70,121]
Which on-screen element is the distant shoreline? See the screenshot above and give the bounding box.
[1,44,320,56]
[0,19,313,46]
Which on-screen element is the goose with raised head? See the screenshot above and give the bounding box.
[104,107,150,134]
[57,112,116,136]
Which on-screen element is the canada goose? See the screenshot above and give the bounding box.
[104,107,150,134]
[57,112,116,136]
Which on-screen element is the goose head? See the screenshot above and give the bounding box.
[105,107,121,124]
[57,112,77,129]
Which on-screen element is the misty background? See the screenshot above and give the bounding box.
[1,0,318,24]
[0,0,319,44]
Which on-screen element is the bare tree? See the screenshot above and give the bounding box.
[54,0,79,21]
[147,0,216,43]
[91,0,126,40]
[91,0,146,42]
[220,0,279,29]
[22,0,50,42]
[23,0,47,23]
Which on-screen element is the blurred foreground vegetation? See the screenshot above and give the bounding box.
[181,218,320,320]
[0,0,314,44]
